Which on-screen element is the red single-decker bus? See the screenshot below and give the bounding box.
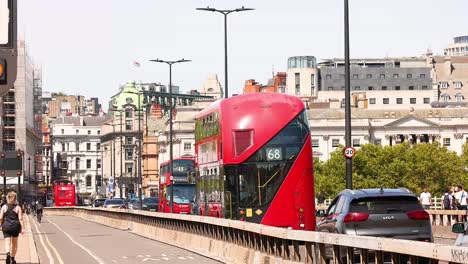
[195,93,315,230]
[53,180,76,206]
[158,157,196,214]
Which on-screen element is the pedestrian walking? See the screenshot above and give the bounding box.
[317,192,325,206]
[441,188,453,210]
[0,191,25,264]
[419,187,431,210]
[455,185,468,210]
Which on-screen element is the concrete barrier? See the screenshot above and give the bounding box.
[45,207,468,264]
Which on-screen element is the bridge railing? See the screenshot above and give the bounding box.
[319,197,446,210]
[45,207,468,264]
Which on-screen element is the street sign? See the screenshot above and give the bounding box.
[343,146,356,159]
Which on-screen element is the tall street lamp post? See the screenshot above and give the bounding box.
[344,0,353,189]
[196,6,254,98]
[112,108,124,198]
[28,157,31,200]
[106,123,118,197]
[149,59,191,213]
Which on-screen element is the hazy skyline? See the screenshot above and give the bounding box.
[19,0,468,108]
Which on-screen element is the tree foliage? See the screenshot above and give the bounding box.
[314,143,468,197]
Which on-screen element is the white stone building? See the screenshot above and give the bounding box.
[51,116,108,197]
[309,108,468,161]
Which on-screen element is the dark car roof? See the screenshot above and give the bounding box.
[338,188,417,199]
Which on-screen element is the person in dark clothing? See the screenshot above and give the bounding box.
[36,201,44,223]
[0,191,25,264]
[317,192,326,205]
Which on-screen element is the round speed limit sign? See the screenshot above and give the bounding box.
[343,146,356,159]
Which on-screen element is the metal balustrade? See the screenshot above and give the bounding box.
[45,207,468,263]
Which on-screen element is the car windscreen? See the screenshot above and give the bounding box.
[350,196,422,214]
[144,198,158,204]
[105,199,124,205]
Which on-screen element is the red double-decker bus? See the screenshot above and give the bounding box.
[158,157,196,214]
[53,180,76,206]
[195,93,315,230]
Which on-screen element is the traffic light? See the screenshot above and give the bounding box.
[0,0,17,96]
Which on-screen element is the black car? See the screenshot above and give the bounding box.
[142,197,158,211]
[317,188,433,242]
[92,198,106,208]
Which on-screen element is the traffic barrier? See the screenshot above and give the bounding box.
[45,207,468,264]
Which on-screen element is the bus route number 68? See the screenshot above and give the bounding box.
[266,148,282,161]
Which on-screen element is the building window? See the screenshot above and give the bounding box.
[295,72,300,84]
[126,120,133,130]
[440,82,449,89]
[423,98,430,104]
[311,74,315,86]
[125,149,133,160]
[76,130,79,134]
[382,86,387,90]
[454,82,463,89]
[422,85,429,90]
[369,98,376,104]
[420,74,426,79]
[61,129,64,135]
[87,130,91,135]
[379,74,385,79]
[97,130,101,135]
[97,159,101,169]
[96,143,101,151]
[126,136,133,145]
[396,98,403,104]
[184,143,192,151]
[407,74,412,79]
[409,86,414,90]
[352,74,358,79]
[352,139,360,147]
[456,94,464,102]
[368,86,373,91]
[354,86,361,90]
[332,139,340,147]
[410,98,416,104]
[374,138,382,145]
[125,109,133,118]
[87,143,91,151]
[393,74,399,79]
[96,176,102,187]
[126,163,133,174]
[395,86,401,90]
[326,74,332,80]
[86,175,92,187]
[327,86,333,91]
[312,139,319,147]
[441,94,450,102]
[61,143,65,151]
[366,74,372,79]
[443,138,451,146]
[86,159,92,169]
[383,98,389,104]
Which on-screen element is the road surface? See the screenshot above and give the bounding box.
[30,214,222,264]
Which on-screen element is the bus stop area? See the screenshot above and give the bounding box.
[0,215,39,263]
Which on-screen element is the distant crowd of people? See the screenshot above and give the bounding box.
[419,185,468,210]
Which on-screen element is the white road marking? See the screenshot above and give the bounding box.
[161,254,167,257]
[162,257,169,261]
[187,256,194,259]
[123,256,127,259]
[142,258,158,261]
[43,226,65,264]
[146,255,151,257]
[178,256,186,260]
[51,221,105,264]
[31,218,55,264]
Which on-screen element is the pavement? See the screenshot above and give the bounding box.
[0,214,40,264]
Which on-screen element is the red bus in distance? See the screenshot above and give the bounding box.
[158,157,196,214]
[53,180,76,206]
[195,93,315,230]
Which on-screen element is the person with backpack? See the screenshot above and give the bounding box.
[0,191,25,264]
[441,188,453,210]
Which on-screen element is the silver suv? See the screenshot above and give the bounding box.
[317,188,433,242]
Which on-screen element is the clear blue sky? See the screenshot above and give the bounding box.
[18,0,468,108]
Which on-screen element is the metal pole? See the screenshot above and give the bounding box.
[120,111,123,198]
[224,14,228,99]
[112,125,116,197]
[138,94,143,209]
[34,158,37,203]
[169,63,174,213]
[28,157,31,201]
[344,0,353,189]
